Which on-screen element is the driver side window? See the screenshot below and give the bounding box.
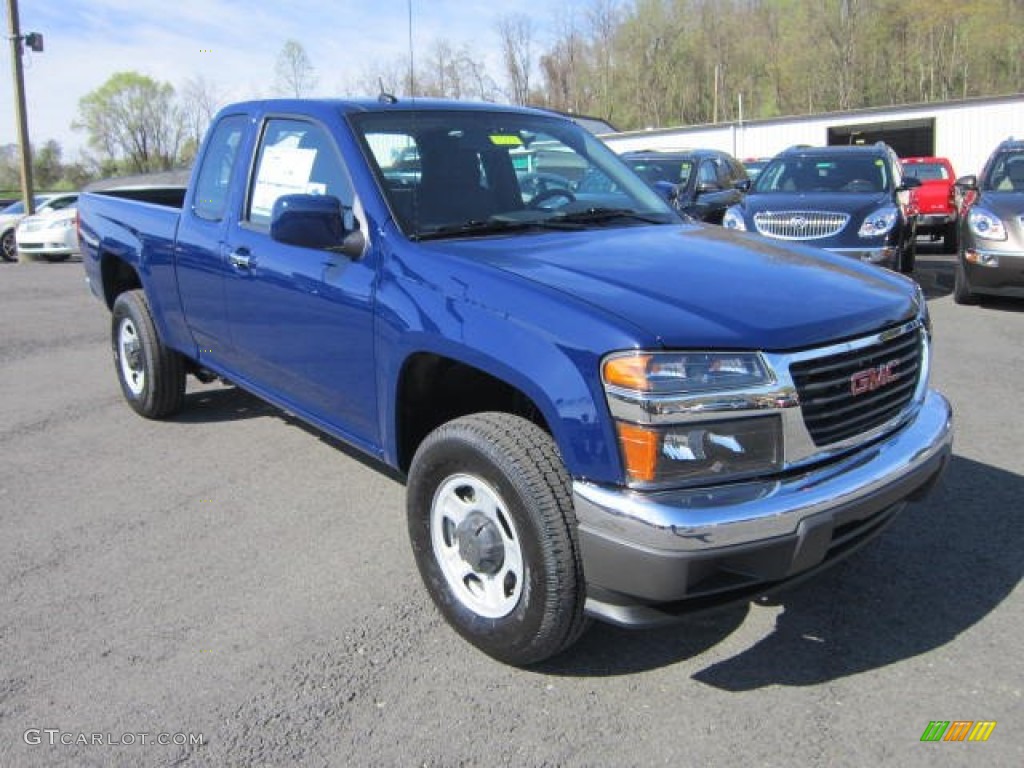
[246,118,353,229]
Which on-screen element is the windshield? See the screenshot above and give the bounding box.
[349,109,676,239]
[982,151,1024,192]
[902,162,949,181]
[623,156,694,187]
[755,153,891,194]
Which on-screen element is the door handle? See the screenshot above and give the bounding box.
[228,249,252,270]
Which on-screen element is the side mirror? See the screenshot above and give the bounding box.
[735,178,752,192]
[269,194,364,257]
[653,180,678,201]
[954,174,978,191]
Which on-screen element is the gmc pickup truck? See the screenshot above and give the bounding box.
[79,99,953,666]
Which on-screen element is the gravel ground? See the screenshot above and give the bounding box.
[0,252,1020,767]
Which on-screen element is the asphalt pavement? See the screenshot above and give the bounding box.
[0,249,1021,767]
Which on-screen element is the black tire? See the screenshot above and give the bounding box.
[111,290,186,418]
[1,229,16,262]
[407,412,587,666]
[942,223,958,254]
[898,240,916,274]
[953,261,978,305]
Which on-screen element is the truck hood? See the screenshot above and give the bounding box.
[424,223,918,351]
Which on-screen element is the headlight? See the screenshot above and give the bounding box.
[603,351,782,487]
[967,208,1007,241]
[722,206,746,231]
[603,351,771,394]
[616,416,782,487]
[858,206,898,237]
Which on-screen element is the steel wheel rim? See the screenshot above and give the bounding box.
[430,473,524,619]
[117,318,145,396]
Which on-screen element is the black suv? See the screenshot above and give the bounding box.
[723,143,921,273]
[621,149,749,224]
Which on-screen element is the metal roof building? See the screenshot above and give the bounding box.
[601,93,1024,179]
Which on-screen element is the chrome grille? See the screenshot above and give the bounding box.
[753,210,850,240]
[790,326,922,447]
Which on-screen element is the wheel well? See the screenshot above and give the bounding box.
[101,255,142,309]
[396,353,550,472]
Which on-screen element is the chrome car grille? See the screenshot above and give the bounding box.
[753,210,850,240]
[790,325,923,447]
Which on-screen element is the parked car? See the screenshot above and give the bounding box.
[901,156,958,250]
[741,157,771,181]
[952,138,1024,304]
[0,193,79,262]
[723,143,921,273]
[15,205,80,261]
[621,149,749,224]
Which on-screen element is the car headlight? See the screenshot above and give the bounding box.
[722,206,746,231]
[967,208,1007,241]
[858,206,898,237]
[603,352,782,487]
[46,218,74,231]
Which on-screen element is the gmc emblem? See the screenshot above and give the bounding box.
[850,361,900,396]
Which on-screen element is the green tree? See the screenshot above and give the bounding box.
[74,71,185,174]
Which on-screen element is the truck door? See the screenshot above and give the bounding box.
[223,117,379,448]
[175,114,250,359]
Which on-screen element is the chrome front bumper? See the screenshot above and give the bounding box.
[574,389,953,624]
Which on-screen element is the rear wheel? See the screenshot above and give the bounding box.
[407,412,587,666]
[111,290,186,418]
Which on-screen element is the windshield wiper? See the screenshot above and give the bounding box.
[412,218,542,241]
[549,207,669,225]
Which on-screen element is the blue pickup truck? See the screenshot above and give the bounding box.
[79,98,953,665]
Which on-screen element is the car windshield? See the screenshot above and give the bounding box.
[754,154,891,194]
[0,195,51,215]
[350,109,676,239]
[623,157,694,187]
[982,151,1024,192]
[902,162,949,181]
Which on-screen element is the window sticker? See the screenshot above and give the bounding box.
[251,145,317,219]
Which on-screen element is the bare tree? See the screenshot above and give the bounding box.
[496,14,534,105]
[180,76,224,152]
[275,40,318,97]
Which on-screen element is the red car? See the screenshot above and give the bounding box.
[901,156,958,251]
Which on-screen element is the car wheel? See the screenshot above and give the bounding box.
[1,229,16,262]
[953,261,978,305]
[898,240,916,274]
[942,223,958,254]
[111,289,186,418]
[407,412,588,666]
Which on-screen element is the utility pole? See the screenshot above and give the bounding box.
[6,0,38,244]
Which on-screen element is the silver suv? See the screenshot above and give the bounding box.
[953,139,1024,304]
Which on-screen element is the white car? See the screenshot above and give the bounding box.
[15,205,80,262]
[0,193,78,262]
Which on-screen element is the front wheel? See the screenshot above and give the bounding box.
[111,290,186,418]
[1,229,16,262]
[953,261,978,305]
[407,413,587,666]
[898,240,916,274]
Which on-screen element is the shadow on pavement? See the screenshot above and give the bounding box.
[537,455,1022,683]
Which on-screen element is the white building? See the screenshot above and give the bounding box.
[601,93,1024,179]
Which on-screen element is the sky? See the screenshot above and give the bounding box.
[1,0,570,161]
